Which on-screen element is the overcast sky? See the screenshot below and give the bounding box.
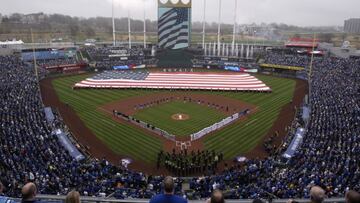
[0,0,359,26]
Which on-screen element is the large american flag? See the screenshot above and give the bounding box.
[75,72,271,92]
[158,8,190,49]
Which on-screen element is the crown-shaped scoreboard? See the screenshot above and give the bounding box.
[158,0,192,49]
[158,0,192,8]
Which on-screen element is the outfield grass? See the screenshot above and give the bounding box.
[133,101,227,137]
[52,74,295,163]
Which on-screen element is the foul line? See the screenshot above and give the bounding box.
[245,119,258,126]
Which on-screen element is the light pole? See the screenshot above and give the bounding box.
[231,0,238,56]
[217,0,222,56]
[112,0,116,46]
[202,0,206,49]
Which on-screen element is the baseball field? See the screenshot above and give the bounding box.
[47,73,304,167]
[133,101,229,137]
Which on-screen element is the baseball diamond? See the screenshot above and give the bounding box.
[40,72,306,170]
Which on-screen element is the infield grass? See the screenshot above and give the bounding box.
[52,73,296,163]
[133,101,227,137]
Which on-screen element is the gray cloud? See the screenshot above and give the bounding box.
[0,0,359,26]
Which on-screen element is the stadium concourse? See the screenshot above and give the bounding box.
[0,53,359,201]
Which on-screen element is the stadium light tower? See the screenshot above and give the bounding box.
[217,0,222,56]
[30,29,39,83]
[231,0,237,56]
[128,10,132,49]
[308,33,316,102]
[202,0,206,49]
[112,0,116,46]
[143,7,146,49]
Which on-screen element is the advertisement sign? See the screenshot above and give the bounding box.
[260,63,304,71]
[224,66,241,72]
[113,65,130,70]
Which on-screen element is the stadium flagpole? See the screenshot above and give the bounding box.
[143,5,146,49]
[308,32,316,103]
[30,29,43,103]
[128,10,132,49]
[231,0,237,56]
[30,29,39,84]
[217,0,222,56]
[202,0,206,49]
[112,0,116,46]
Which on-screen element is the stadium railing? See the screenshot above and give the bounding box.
[8,195,345,203]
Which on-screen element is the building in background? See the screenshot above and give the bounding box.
[0,14,2,24]
[158,0,192,49]
[344,18,360,33]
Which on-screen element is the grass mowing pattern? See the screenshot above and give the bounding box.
[53,75,162,163]
[203,75,295,159]
[133,101,228,137]
[52,74,295,163]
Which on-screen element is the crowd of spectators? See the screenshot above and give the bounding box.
[83,46,158,69]
[0,54,359,201]
[0,56,180,199]
[189,56,360,199]
[36,58,79,68]
[85,46,145,58]
[157,150,224,177]
[263,52,310,67]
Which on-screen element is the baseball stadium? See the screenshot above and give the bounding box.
[0,0,359,202]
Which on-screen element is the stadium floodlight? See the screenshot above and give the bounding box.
[308,33,316,101]
[217,0,222,56]
[213,42,215,56]
[159,0,168,4]
[143,4,146,49]
[112,0,116,46]
[231,0,237,56]
[246,45,249,59]
[128,10,131,49]
[30,29,39,83]
[202,0,206,49]
[240,43,244,58]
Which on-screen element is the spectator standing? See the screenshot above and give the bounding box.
[206,190,224,203]
[345,190,360,203]
[65,190,80,203]
[0,182,14,203]
[310,186,326,203]
[21,183,39,203]
[149,176,187,203]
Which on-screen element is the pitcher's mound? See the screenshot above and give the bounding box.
[171,113,190,121]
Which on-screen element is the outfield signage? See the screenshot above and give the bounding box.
[224,66,259,73]
[260,63,305,71]
[113,65,130,70]
[224,66,241,72]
